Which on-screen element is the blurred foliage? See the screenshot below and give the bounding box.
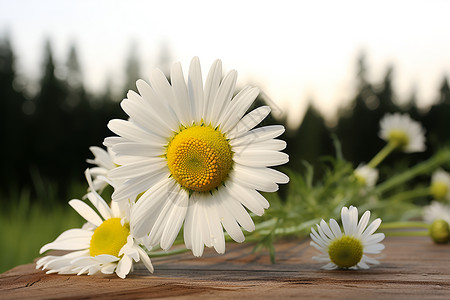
[0,175,85,273]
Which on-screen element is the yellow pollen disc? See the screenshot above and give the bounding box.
[430,181,448,200]
[328,235,363,268]
[89,218,130,257]
[166,125,233,192]
[388,130,409,149]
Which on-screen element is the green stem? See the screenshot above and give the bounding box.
[383,231,429,237]
[374,149,450,195]
[259,218,321,237]
[384,187,431,203]
[380,221,429,230]
[368,142,397,168]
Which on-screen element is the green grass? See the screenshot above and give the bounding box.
[0,183,85,273]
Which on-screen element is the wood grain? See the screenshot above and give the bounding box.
[1,236,449,299]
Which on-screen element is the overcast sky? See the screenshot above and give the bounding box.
[1,0,449,127]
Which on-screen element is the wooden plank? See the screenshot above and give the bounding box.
[1,236,449,299]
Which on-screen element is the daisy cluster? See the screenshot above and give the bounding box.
[37,57,289,278]
[37,56,445,277]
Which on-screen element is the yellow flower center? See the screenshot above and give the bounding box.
[328,235,363,268]
[388,130,409,149]
[89,218,130,257]
[166,125,233,192]
[430,181,448,200]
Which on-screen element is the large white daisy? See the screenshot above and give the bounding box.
[378,113,426,153]
[36,170,154,279]
[105,57,289,256]
[310,206,385,270]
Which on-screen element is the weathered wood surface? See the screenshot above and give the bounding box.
[1,236,449,299]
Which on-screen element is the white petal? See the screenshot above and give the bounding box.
[109,158,166,181]
[101,263,117,274]
[226,181,268,215]
[116,255,133,279]
[209,70,237,126]
[69,199,103,226]
[361,218,382,239]
[148,68,181,128]
[112,170,169,202]
[233,150,289,167]
[112,142,166,157]
[135,79,179,131]
[170,62,192,126]
[203,59,222,124]
[160,188,189,250]
[362,255,380,265]
[356,210,371,236]
[188,57,204,124]
[188,195,204,257]
[310,241,326,253]
[227,106,271,139]
[232,139,287,152]
[52,228,93,243]
[107,119,167,145]
[130,177,174,237]
[136,246,154,273]
[219,87,260,133]
[320,220,335,240]
[147,187,180,247]
[364,233,385,245]
[216,190,245,243]
[329,219,342,238]
[220,188,255,232]
[40,239,90,253]
[230,125,285,147]
[202,196,226,254]
[121,97,173,138]
[230,165,279,192]
[183,198,195,250]
[364,243,385,254]
[84,170,113,220]
[322,262,338,270]
[93,254,120,263]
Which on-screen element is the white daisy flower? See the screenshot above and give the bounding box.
[310,206,385,270]
[86,146,117,192]
[354,164,378,188]
[423,201,450,224]
[430,169,450,201]
[105,57,289,256]
[36,170,154,279]
[378,113,425,153]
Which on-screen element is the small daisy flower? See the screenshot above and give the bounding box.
[354,164,378,188]
[310,206,385,270]
[423,201,450,224]
[378,113,425,153]
[36,170,154,279]
[430,169,450,201]
[86,146,117,192]
[105,57,289,256]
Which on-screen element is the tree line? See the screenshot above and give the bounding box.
[1,35,449,200]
